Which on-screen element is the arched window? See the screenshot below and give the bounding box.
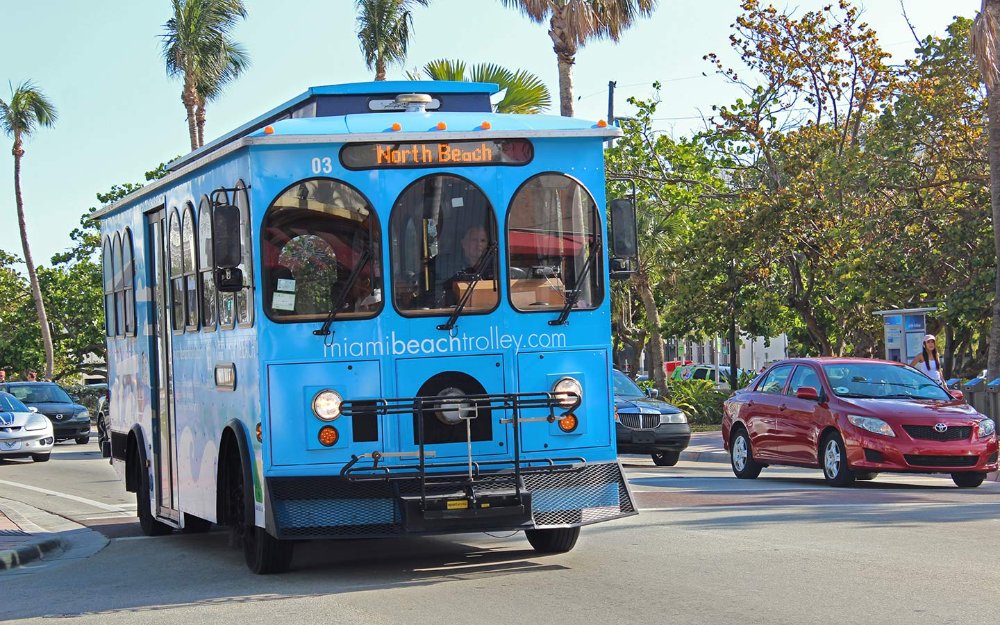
[390,175,497,315]
[102,236,115,337]
[122,229,135,336]
[506,173,603,313]
[182,203,199,330]
[261,178,382,321]
[168,208,184,332]
[113,232,125,336]
[234,180,254,328]
[198,196,216,330]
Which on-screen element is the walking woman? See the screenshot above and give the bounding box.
[910,334,944,385]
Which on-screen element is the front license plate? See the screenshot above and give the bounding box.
[1,440,22,451]
[631,432,655,445]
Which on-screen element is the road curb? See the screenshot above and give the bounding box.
[0,536,63,571]
[679,450,729,464]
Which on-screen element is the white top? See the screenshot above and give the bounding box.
[915,358,944,384]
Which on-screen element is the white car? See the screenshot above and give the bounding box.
[0,391,55,462]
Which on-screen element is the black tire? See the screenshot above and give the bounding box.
[182,513,213,534]
[855,472,878,481]
[97,415,109,453]
[75,435,90,445]
[525,526,580,554]
[952,472,987,488]
[31,453,50,463]
[134,461,172,536]
[228,448,293,574]
[821,432,855,487]
[730,428,763,479]
[651,451,680,467]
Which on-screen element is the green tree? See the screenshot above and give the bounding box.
[162,0,250,150]
[356,0,429,81]
[1,80,58,380]
[406,59,551,113]
[500,0,657,117]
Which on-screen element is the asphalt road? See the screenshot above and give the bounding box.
[2,442,999,625]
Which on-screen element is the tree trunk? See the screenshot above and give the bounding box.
[548,12,575,117]
[196,98,207,149]
[12,140,55,380]
[183,77,199,150]
[988,88,1000,378]
[635,272,666,394]
[375,57,386,81]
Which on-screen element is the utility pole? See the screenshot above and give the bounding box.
[729,258,739,391]
[607,81,617,146]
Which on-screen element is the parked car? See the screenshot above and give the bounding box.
[0,391,54,462]
[672,363,754,390]
[722,358,999,487]
[0,382,91,444]
[613,369,691,466]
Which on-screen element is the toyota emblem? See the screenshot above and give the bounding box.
[934,423,948,433]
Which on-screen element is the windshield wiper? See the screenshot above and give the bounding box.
[314,247,372,338]
[437,243,497,332]
[550,248,597,326]
[835,393,878,398]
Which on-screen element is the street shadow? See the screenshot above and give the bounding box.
[2,529,570,619]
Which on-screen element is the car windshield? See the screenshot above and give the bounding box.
[613,370,645,399]
[5,383,73,404]
[822,363,951,400]
[0,393,29,412]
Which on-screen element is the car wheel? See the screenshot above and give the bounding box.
[821,432,855,487]
[97,414,108,444]
[855,472,878,481]
[75,435,90,445]
[952,472,987,488]
[31,453,50,463]
[651,451,680,467]
[525,527,580,553]
[730,428,762,479]
[134,460,172,536]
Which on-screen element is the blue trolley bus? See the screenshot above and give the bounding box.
[95,81,639,573]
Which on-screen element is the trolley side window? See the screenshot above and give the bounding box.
[262,178,382,321]
[168,208,184,332]
[122,228,135,336]
[198,196,217,331]
[507,174,603,313]
[234,180,254,328]
[102,236,115,337]
[182,203,199,330]
[112,232,124,336]
[390,174,498,315]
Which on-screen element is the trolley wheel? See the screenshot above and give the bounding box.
[134,461,172,536]
[228,449,293,574]
[525,526,580,554]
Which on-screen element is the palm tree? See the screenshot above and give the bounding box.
[407,59,552,113]
[500,0,657,117]
[1,81,58,380]
[162,0,250,151]
[356,0,429,81]
[971,0,1000,378]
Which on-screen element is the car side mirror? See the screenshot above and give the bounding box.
[950,389,965,401]
[609,198,638,279]
[645,388,659,399]
[796,386,820,401]
[28,406,38,413]
[71,395,80,402]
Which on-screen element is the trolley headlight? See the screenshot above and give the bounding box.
[312,390,343,421]
[552,377,582,409]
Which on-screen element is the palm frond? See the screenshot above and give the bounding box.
[0,80,57,139]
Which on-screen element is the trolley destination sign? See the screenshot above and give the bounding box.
[340,138,533,170]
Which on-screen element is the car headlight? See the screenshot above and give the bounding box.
[978,418,996,439]
[847,415,895,437]
[552,377,582,409]
[660,412,687,424]
[77,410,90,420]
[312,390,343,421]
[25,414,49,431]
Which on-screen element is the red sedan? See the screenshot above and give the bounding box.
[722,358,998,487]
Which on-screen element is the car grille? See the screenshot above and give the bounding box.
[618,413,659,430]
[904,454,979,468]
[903,425,972,442]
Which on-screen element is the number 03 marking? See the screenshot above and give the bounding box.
[311,157,333,174]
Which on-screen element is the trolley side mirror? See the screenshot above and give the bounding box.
[213,204,244,292]
[609,198,638,280]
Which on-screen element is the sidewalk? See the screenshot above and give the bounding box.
[679,430,728,464]
[0,498,64,571]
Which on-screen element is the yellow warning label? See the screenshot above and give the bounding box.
[447,500,469,510]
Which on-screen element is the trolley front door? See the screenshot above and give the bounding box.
[146,209,179,521]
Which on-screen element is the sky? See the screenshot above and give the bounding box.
[0,0,982,268]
